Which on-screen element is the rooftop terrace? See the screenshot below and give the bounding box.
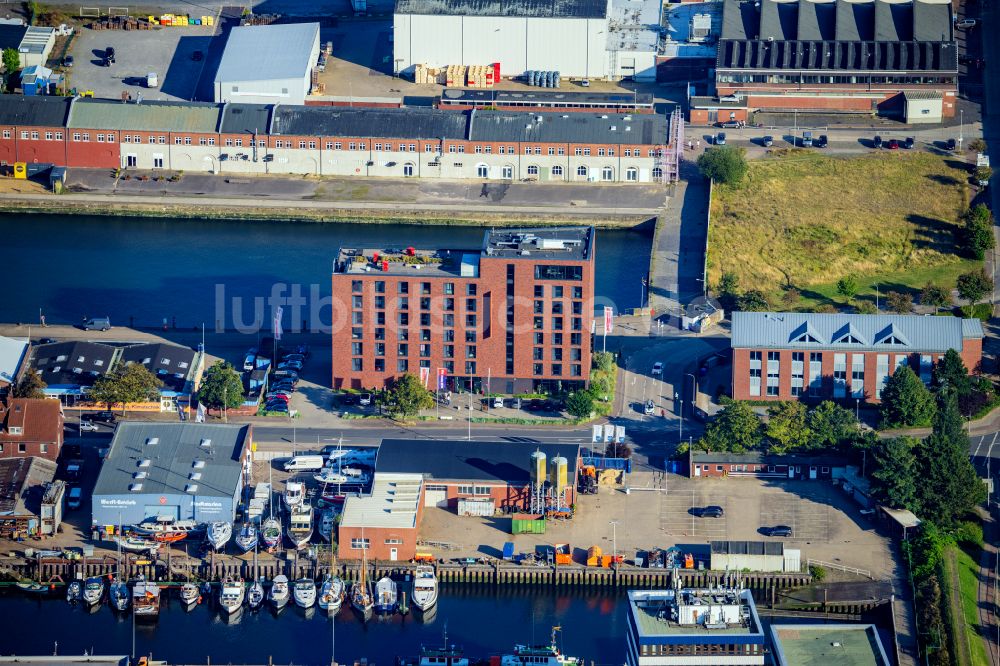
[628,588,763,638]
[333,247,481,278]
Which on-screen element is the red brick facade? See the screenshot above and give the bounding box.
[0,398,64,462]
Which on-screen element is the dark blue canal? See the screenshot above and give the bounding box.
[0,215,651,327]
[0,586,627,664]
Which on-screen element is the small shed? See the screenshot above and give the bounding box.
[880,506,921,539]
[20,64,53,96]
[710,540,784,572]
[903,90,943,124]
[682,295,724,332]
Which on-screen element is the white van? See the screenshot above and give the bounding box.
[282,455,325,472]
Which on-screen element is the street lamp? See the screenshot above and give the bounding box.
[678,398,684,443]
[855,397,860,421]
[609,520,619,566]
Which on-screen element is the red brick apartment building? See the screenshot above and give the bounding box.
[330,227,595,394]
[0,398,64,462]
[731,312,983,403]
[695,0,958,123]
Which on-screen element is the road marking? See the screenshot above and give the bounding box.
[974,435,987,459]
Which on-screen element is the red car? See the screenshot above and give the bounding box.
[887,139,900,150]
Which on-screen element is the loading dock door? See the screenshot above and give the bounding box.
[424,485,447,507]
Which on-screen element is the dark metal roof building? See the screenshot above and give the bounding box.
[394,0,608,18]
[0,96,71,128]
[31,341,117,390]
[270,106,469,140]
[119,343,197,394]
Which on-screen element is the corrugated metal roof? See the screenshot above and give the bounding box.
[0,24,27,50]
[732,311,983,352]
[912,0,952,40]
[93,422,249,500]
[340,473,422,529]
[760,0,799,40]
[796,0,836,40]
[395,0,608,18]
[220,103,272,134]
[214,23,319,84]
[874,0,912,41]
[835,0,874,41]
[470,110,667,145]
[720,0,759,39]
[0,96,70,127]
[271,106,468,139]
[0,336,27,385]
[68,98,221,132]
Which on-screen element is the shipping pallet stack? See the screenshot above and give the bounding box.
[240,13,281,26]
[413,64,445,84]
[445,64,467,88]
[88,16,152,30]
[465,64,496,89]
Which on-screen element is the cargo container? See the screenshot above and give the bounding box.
[554,543,572,565]
[457,498,495,517]
[511,513,545,534]
[502,542,515,561]
[586,545,603,566]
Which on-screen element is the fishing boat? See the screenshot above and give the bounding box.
[109,578,129,611]
[179,583,201,608]
[411,565,438,611]
[261,516,281,551]
[317,508,335,543]
[374,576,398,614]
[247,579,265,610]
[206,521,232,551]
[398,626,469,666]
[286,504,313,549]
[235,522,258,553]
[351,538,374,620]
[218,577,245,615]
[268,574,290,610]
[114,535,160,555]
[82,576,105,606]
[133,517,200,538]
[497,627,579,666]
[17,580,50,596]
[65,580,82,603]
[318,574,344,614]
[283,481,305,510]
[315,468,349,485]
[292,578,316,609]
[132,576,161,618]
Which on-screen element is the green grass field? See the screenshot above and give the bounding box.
[707,151,975,309]
[944,545,991,666]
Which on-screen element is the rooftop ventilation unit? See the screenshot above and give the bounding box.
[193,460,206,469]
[129,483,143,492]
[133,471,147,479]
[138,459,151,468]
[200,438,212,448]
[189,472,202,481]
[146,437,159,446]
[185,484,198,493]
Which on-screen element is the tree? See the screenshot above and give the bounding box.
[806,401,859,450]
[886,291,913,314]
[698,400,762,453]
[959,204,995,259]
[974,165,992,186]
[566,390,594,418]
[2,48,19,77]
[932,348,971,396]
[780,288,801,308]
[836,275,858,302]
[382,373,434,418]
[89,363,163,412]
[870,436,919,510]
[956,269,993,305]
[592,351,615,375]
[198,361,245,411]
[915,390,987,526]
[696,146,749,185]
[765,401,811,454]
[736,289,769,312]
[12,367,46,399]
[605,441,632,459]
[717,271,740,310]
[920,282,951,312]
[879,365,936,428]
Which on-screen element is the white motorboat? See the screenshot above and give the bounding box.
[498,627,580,666]
[411,566,438,611]
[374,576,398,614]
[286,505,313,549]
[269,574,290,609]
[283,481,305,510]
[109,578,129,611]
[65,580,82,603]
[292,578,316,609]
[318,508,335,542]
[235,522,258,553]
[318,574,344,614]
[261,517,281,551]
[132,576,160,618]
[114,535,160,555]
[218,577,245,615]
[315,468,349,484]
[179,582,200,608]
[247,579,265,610]
[206,522,232,551]
[82,576,104,606]
[133,517,200,538]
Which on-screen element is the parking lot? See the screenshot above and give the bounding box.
[67,25,217,101]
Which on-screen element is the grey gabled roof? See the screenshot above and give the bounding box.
[220,103,272,134]
[394,0,608,18]
[835,0,875,40]
[797,0,837,40]
[270,106,468,140]
[68,98,221,132]
[31,340,117,388]
[119,343,196,393]
[913,0,952,41]
[0,96,71,128]
[214,23,320,84]
[732,311,983,352]
[874,0,913,41]
[93,422,250,500]
[470,110,667,146]
[760,0,799,41]
[721,0,759,39]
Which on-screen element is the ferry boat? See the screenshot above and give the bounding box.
[411,566,438,611]
[397,627,469,666]
[497,627,579,666]
[132,577,161,618]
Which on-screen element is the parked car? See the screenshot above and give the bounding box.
[243,349,257,371]
[800,131,813,147]
[946,138,957,151]
[266,394,291,403]
[278,360,303,371]
[511,397,522,409]
[695,506,725,518]
[527,399,545,411]
[873,135,883,149]
[886,138,900,150]
[272,370,298,381]
[715,132,727,145]
[718,120,741,128]
[282,353,305,363]
[146,72,158,88]
[762,135,774,147]
[84,411,115,423]
[651,362,664,376]
[955,18,977,28]
[643,400,655,415]
[492,396,504,409]
[903,136,915,149]
[81,316,111,331]
[62,55,74,67]
[768,525,794,537]
[265,401,289,413]
[578,79,590,87]
[79,421,99,432]
[359,393,373,406]
[340,393,358,406]
[814,134,828,148]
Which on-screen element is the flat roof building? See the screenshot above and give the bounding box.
[91,422,252,528]
[626,586,766,665]
[770,624,890,666]
[731,311,984,403]
[0,456,57,538]
[338,472,423,561]
[214,23,321,105]
[331,227,596,393]
[0,336,28,389]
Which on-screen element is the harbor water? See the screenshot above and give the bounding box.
[0,215,652,327]
[0,585,627,664]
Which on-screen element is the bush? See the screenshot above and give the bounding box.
[566,391,595,418]
[697,146,749,185]
[959,303,992,320]
[855,300,878,314]
[592,351,615,375]
[736,289,769,312]
[952,520,984,549]
[809,564,827,582]
[959,204,994,259]
[886,291,913,314]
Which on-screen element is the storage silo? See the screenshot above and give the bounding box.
[530,450,547,487]
[549,456,568,495]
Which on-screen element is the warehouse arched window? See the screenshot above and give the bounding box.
[527,165,539,176]
[403,162,415,177]
[576,165,588,178]
[476,163,488,178]
[551,165,563,177]
[625,167,638,181]
[652,167,663,180]
[601,166,613,181]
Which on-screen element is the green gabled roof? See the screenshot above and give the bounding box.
[68,98,221,133]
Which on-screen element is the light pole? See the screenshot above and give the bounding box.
[678,398,684,443]
[875,283,879,310]
[959,109,964,150]
[855,397,860,421]
[609,520,619,566]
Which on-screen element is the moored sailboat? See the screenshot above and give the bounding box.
[206,521,232,551]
